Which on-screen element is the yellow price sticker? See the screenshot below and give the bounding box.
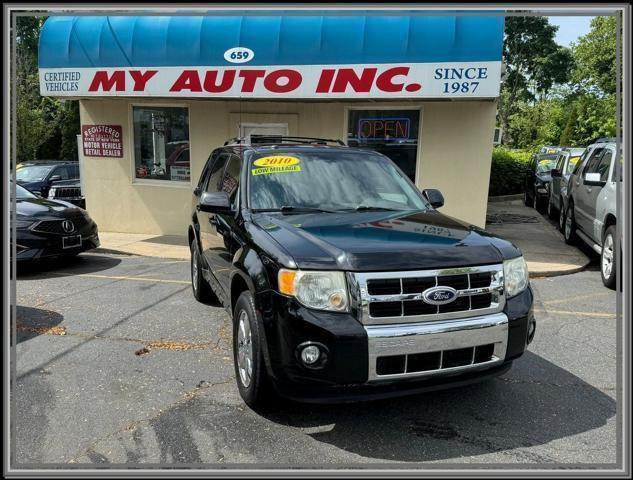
[252,155,302,175]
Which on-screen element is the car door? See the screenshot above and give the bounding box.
[198,152,230,291]
[551,153,565,203]
[575,147,607,236]
[212,153,243,289]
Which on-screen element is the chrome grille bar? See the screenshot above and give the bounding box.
[348,264,505,326]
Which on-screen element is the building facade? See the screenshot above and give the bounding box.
[39,13,504,235]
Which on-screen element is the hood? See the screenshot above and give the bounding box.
[251,209,520,271]
[16,197,82,219]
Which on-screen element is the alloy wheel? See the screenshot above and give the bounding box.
[236,310,253,388]
[191,244,199,291]
[602,233,614,280]
[565,210,573,239]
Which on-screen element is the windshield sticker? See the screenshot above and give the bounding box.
[252,156,302,176]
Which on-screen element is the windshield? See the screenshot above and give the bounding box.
[536,156,558,174]
[16,165,53,182]
[15,183,37,199]
[248,150,428,212]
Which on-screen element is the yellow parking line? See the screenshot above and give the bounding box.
[47,271,190,285]
[534,308,616,318]
[541,291,613,306]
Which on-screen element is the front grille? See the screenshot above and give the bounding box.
[375,343,497,376]
[352,265,505,325]
[31,213,88,235]
[52,187,82,199]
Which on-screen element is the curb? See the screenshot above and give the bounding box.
[488,194,524,203]
[528,262,591,279]
[92,247,138,257]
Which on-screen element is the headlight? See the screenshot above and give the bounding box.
[278,269,349,312]
[503,256,529,298]
[48,188,56,198]
[14,219,34,229]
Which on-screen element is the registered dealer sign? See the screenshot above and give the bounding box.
[81,124,123,158]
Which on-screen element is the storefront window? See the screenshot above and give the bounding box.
[132,106,190,182]
[347,109,420,182]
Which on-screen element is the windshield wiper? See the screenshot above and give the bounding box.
[345,205,405,212]
[252,206,338,214]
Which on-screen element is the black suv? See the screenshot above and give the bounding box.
[16,161,80,199]
[189,136,535,406]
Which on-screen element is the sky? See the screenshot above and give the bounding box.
[548,16,594,47]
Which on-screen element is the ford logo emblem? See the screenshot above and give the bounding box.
[422,286,458,305]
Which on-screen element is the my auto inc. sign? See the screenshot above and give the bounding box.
[39,63,501,99]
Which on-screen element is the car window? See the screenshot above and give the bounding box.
[555,154,565,171]
[596,150,613,182]
[536,158,557,174]
[565,156,582,175]
[204,153,229,193]
[221,155,241,208]
[53,166,71,180]
[583,148,606,175]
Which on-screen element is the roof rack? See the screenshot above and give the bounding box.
[224,135,346,147]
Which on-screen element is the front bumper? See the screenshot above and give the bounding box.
[16,223,100,261]
[257,286,534,402]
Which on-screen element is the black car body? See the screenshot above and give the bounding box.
[14,183,99,262]
[188,137,535,405]
[523,151,559,212]
[16,161,80,199]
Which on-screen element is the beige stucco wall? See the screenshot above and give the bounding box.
[79,98,496,236]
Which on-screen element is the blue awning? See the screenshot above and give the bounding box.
[39,14,504,68]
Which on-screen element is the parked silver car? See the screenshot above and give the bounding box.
[547,147,585,221]
[562,140,620,289]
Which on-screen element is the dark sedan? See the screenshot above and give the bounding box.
[13,183,100,262]
[523,152,559,212]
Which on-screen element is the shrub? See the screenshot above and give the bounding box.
[488,147,532,197]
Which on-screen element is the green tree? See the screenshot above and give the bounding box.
[15,16,80,163]
[498,17,574,145]
[571,16,617,95]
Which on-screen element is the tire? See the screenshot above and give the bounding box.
[190,239,217,303]
[233,291,272,407]
[547,194,558,220]
[523,189,531,207]
[558,198,566,232]
[601,226,617,290]
[563,202,577,245]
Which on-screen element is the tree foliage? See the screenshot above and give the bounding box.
[15,16,80,164]
[499,15,617,150]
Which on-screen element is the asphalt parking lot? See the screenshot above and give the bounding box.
[13,252,618,467]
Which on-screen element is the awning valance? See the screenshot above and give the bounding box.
[38,13,504,99]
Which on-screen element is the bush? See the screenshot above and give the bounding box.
[488,147,532,197]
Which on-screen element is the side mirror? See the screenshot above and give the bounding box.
[198,191,232,213]
[49,175,62,182]
[422,189,444,209]
[551,168,562,178]
[584,172,605,187]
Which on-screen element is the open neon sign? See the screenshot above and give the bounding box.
[357,118,410,140]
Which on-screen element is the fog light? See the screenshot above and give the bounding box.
[300,345,320,365]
